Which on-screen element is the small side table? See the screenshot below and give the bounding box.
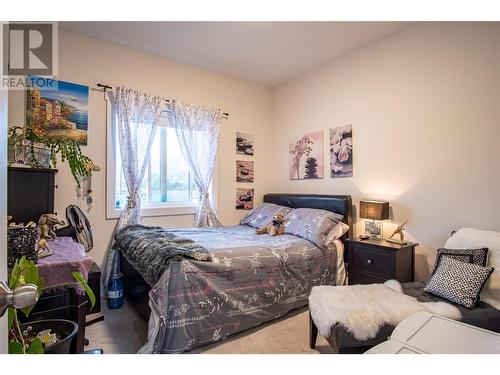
[19,237,95,353]
[346,238,417,285]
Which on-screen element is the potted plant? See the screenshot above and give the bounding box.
[7,256,95,354]
[7,125,96,187]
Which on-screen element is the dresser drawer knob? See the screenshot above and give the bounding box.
[366,259,372,265]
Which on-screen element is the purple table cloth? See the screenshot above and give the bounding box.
[38,237,94,295]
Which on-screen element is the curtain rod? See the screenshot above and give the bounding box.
[96,83,229,117]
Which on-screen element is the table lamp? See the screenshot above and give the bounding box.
[359,200,389,239]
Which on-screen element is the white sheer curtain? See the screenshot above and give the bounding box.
[167,100,223,227]
[102,87,164,292]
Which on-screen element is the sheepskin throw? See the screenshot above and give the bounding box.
[308,280,461,341]
[114,224,210,286]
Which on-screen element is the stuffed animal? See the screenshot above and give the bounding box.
[255,213,286,236]
[38,214,65,239]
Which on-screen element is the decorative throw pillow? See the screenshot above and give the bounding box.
[284,208,344,248]
[424,255,494,308]
[444,228,500,310]
[240,203,292,229]
[7,227,39,269]
[429,248,489,277]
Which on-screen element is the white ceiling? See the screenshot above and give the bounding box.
[61,22,410,87]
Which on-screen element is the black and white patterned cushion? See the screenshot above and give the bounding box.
[424,255,494,308]
[429,248,489,277]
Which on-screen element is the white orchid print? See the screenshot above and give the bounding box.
[289,135,313,179]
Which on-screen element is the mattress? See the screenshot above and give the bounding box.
[136,225,345,353]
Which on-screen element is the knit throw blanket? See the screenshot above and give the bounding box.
[114,224,210,286]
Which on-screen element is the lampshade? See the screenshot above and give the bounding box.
[359,200,389,221]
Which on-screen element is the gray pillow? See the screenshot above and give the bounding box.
[240,203,292,229]
[424,255,494,308]
[284,208,344,248]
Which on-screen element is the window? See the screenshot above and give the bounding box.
[106,103,204,219]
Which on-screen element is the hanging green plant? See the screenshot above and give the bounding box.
[8,125,96,187]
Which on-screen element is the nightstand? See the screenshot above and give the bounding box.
[346,238,417,285]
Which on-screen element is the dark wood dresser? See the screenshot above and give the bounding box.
[346,238,417,285]
[8,167,102,353]
[7,167,58,223]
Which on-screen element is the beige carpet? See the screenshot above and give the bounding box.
[85,300,334,354]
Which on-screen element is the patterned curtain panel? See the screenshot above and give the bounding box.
[167,100,223,227]
[102,87,164,292]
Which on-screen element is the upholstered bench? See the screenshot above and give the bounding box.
[309,282,500,354]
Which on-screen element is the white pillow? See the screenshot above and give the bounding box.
[444,227,500,310]
[324,221,350,248]
[321,222,349,286]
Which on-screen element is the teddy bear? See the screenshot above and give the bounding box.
[255,213,286,236]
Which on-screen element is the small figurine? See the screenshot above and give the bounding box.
[25,221,37,229]
[38,214,65,239]
[37,238,53,258]
[386,220,408,244]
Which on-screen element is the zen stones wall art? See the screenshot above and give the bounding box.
[235,131,254,211]
[236,132,254,155]
[289,131,324,180]
[236,188,254,210]
[330,125,353,178]
[236,160,254,183]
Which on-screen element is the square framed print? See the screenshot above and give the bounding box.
[236,132,254,155]
[26,76,89,145]
[236,160,254,183]
[236,188,254,210]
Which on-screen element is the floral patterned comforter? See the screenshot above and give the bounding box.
[138,225,344,353]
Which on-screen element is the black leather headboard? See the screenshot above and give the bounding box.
[263,193,353,239]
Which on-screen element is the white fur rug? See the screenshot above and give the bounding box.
[308,280,461,341]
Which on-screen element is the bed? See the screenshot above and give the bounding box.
[119,193,352,353]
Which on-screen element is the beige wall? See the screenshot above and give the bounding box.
[8,23,500,281]
[272,22,500,280]
[8,30,274,268]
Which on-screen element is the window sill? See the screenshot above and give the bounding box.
[106,204,197,220]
